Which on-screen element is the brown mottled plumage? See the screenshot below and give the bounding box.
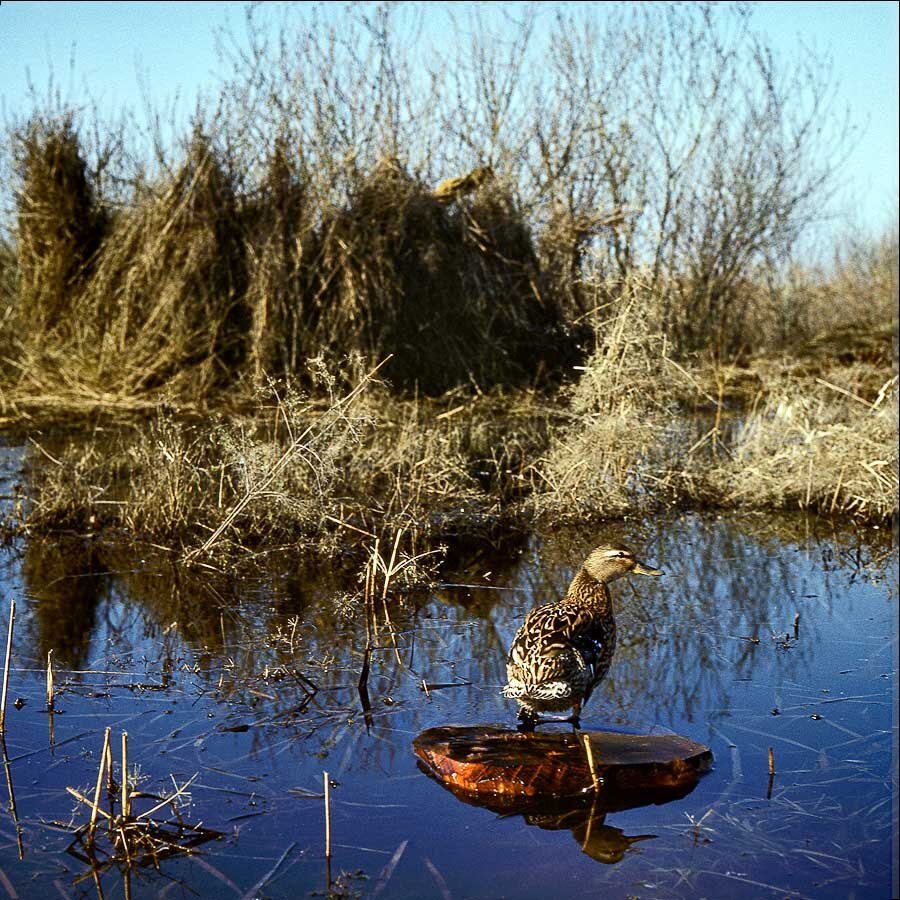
[503,545,662,727]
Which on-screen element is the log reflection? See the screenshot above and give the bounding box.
[414,724,711,865]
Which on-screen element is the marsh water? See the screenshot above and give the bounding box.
[0,441,896,898]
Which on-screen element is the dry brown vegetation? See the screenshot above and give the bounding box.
[0,4,896,548]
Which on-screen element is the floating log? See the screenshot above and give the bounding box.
[413,725,713,803]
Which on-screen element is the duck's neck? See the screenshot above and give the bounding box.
[564,568,613,613]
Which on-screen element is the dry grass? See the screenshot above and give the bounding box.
[15,308,896,563]
[707,368,898,521]
[18,359,554,559]
[6,123,579,409]
[14,131,248,404]
[530,276,691,521]
[12,115,107,340]
[528,269,897,526]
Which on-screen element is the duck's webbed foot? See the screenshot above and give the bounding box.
[517,706,583,731]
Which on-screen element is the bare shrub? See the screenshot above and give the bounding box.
[787,227,898,361]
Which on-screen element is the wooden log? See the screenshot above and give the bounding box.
[413,725,713,803]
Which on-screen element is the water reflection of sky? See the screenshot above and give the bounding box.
[0,511,895,898]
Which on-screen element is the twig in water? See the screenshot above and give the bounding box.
[358,557,374,726]
[323,770,332,889]
[46,649,54,710]
[242,841,298,900]
[1,736,24,859]
[0,599,14,734]
[370,840,409,898]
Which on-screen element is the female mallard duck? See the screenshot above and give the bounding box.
[503,545,662,728]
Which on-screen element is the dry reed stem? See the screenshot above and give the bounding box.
[380,531,404,667]
[67,786,113,822]
[581,733,601,791]
[105,736,114,796]
[0,600,14,733]
[46,649,54,710]
[138,772,198,820]
[89,728,112,844]
[121,731,130,818]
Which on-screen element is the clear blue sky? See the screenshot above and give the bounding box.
[2,1,897,238]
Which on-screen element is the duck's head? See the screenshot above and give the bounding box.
[582,545,663,584]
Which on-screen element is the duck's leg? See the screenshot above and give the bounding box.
[517,707,538,732]
[566,699,583,729]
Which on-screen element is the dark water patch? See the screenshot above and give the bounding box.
[0,512,894,897]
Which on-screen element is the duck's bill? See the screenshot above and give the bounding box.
[633,561,663,577]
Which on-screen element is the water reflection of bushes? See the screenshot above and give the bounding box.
[16,512,895,745]
[22,536,107,668]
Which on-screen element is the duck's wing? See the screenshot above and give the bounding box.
[507,602,611,672]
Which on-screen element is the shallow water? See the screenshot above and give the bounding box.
[0,504,895,898]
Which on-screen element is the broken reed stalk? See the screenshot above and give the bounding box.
[89,727,112,844]
[105,735,115,795]
[766,746,776,800]
[46,649,54,710]
[0,599,15,734]
[359,556,374,686]
[358,558,375,725]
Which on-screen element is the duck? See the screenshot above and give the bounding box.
[503,544,662,728]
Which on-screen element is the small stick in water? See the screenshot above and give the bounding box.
[768,746,775,776]
[0,600,15,734]
[46,649,54,710]
[106,737,115,795]
[324,770,332,858]
[324,770,332,888]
